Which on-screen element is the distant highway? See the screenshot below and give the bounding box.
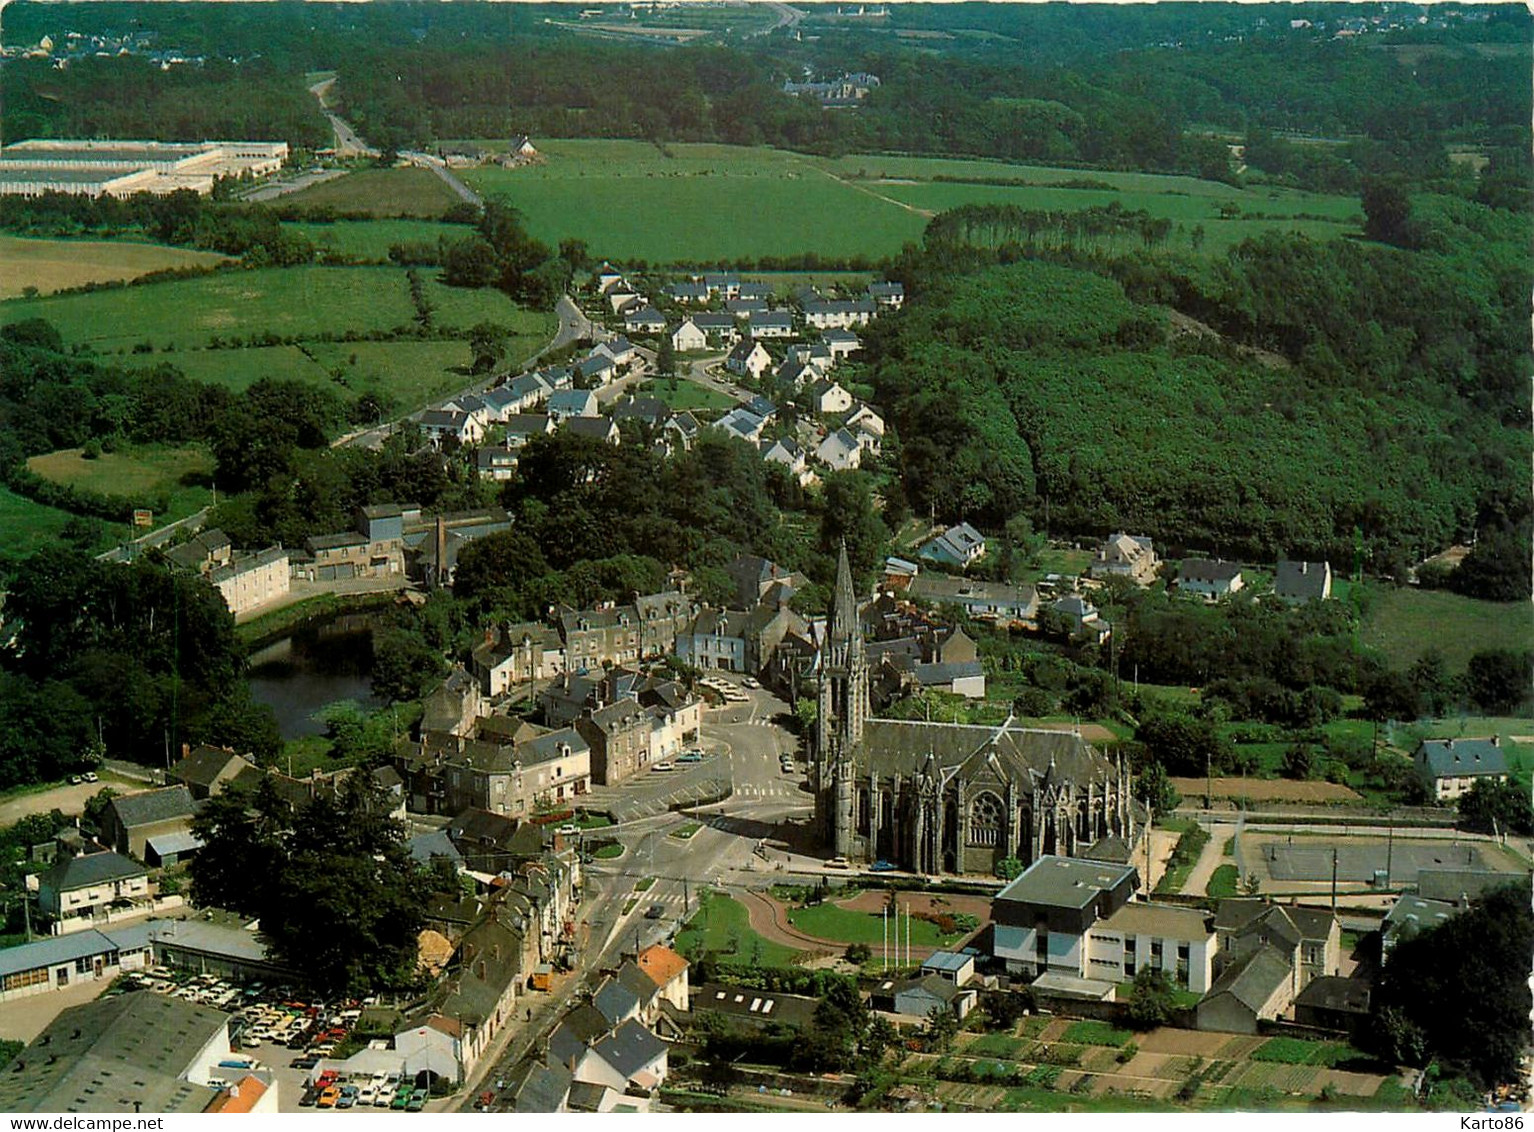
[308,75,379,159]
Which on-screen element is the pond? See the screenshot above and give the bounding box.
[246,613,384,740]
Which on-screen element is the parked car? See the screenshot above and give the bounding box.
[68,775,82,785]
[677,752,703,764]
[644,903,666,920]
[870,860,898,872]
[299,1087,319,1108]
[317,1088,340,1109]
[651,761,675,773]
[742,677,760,689]
[826,856,851,869]
[82,771,98,783]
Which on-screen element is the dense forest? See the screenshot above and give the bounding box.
[3,3,1527,194]
[866,184,1531,590]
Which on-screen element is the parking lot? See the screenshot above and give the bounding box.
[114,969,445,1113]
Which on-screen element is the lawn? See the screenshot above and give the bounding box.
[641,378,737,413]
[674,892,800,966]
[25,443,214,518]
[1360,586,1534,672]
[0,235,230,299]
[1206,864,1239,899]
[786,901,966,948]
[1061,1021,1133,1048]
[460,140,926,263]
[0,485,124,565]
[0,265,419,353]
[279,167,463,217]
[965,1033,1027,1058]
[290,219,469,262]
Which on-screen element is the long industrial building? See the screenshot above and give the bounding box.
[0,138,287,197]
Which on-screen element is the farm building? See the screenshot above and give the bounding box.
[0,139,287,197]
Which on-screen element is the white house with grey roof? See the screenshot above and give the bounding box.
[815,427,862,471]
[547,389,600,422]
[1413,736,1510,801]
[1382,893,1461,958]
[919,522,987,569]
[749,310,795,338]
[38,852,150,929]
[1085,901,1218,993]
[1273,558,1332,603]
[1177,558,1245,600]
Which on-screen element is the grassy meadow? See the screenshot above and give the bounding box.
[460,140,928,262]
[440,140,1365,263]
[0,265,555,414]
[0,235,230,299]
[1360,586,1534,671]
[290,219,469,261]
[24,443,216,526]
[0,265,419,353]
[0,485,123,565]
[279,166,462,217]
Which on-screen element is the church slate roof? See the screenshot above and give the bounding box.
[854,719,1113,786]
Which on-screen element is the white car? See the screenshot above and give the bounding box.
[651,762,675,773]
[742,677,760,689]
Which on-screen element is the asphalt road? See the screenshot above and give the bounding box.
[461,681,812,1110]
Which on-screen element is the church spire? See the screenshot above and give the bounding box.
[832,538,857,640]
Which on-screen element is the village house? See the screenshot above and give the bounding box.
[659,411,700,455]
[712,406,768,445]
[169,745,248,800]
[477,446,520,481]
[807,378,853,415]
[1089,532,1159,585]
[803,298,876,329]
[761,436,812,485]
[666,280,709,304]
[824,328,862,358]
[100,787,198,864]
[816,428,863,471]
[418,408,485,447]
[561,416,621,446]
[1273,559,1333,602]
[918,522,987,569]
[749,310,795,339]
[622,305,667,334]
[726,297,769,319]
[473,622,568,695]
[1085,902,1218,994]
[868,280,905,308]
[1413,736,1509,801]
[1178,558,1245,600]
[906,574,1038,624]
[595,336,637,367]
[1051,592,1110,644]
[727,339,772,379]
[37,852,151,930]
[670,319,706,353]
[703,272,741,298]
[576,352,616,387]
[547,389,600,422]
[438,727,591,816]
[575,697,654,785]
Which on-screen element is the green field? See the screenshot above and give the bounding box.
[447,140,1362,265]
[26,443,214,518]
[0,235,230,299]
[418,277,543,330]
[0,485,123,564]
[460,140,927,262]
[0,265,419,353]
[1361,587,1533,671]
[674,893,800,966]
[1206,864,1239,899]
[0,264,554,414]
[279,167,462,217]
[290,219,469,261]
[135,344,333,392]
[873,180,1357,255]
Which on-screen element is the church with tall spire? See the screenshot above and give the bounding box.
[812,543,1137,876]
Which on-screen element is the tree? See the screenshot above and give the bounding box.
[1134,761,1181,815]
[1280,743,1315,781]
[1372,883,1533,1085]
[1134,713,1230,778]
[922,1005,959,1052]
[819,472,889,587]
[1464,650,1532,715]
[994,857,1025,881]
[467,322,508,374]
[1242,872,1261,896]
[1125,967,1176,1029]
[1361,176,1414,247]
[371,626,446,704]
[1456,777,1534,837]
[656,336,676,377]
